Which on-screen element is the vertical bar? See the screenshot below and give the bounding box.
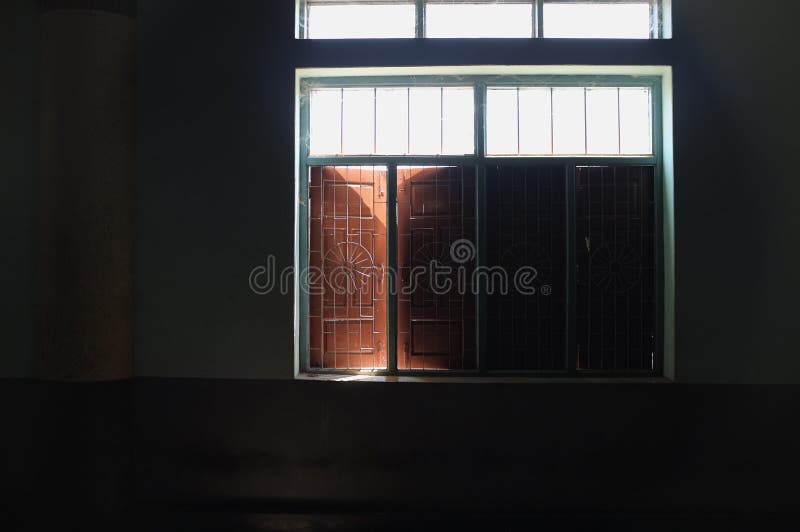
[536,0,545,39]
[297,0,307,39]
[650,0,660,39]
[652,81,665,376]
[583,88,588,155]
[617,88,622,155]
[475,82,487,372]
[565,164,577,374]
[387,163,399,373]
[549,88,554,155]
[515,88,521,156]
[298,81,311,373]
[416,0,425,38]
[339,88,344,155]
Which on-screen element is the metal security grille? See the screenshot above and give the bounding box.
[486,166,567,371]
[308,165,388,370]
[397,166,476,370]
[575,165,656,372]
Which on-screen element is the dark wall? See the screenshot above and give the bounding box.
[132,379,800,527]
[0,0,35,378]
[135,0,800,382]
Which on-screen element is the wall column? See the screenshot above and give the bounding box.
[36,0,137,380]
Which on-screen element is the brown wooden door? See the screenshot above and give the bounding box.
[309,166,388,370]
[397,166,476,370]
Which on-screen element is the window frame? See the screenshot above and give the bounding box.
[297,0,667,40]
[297,73,665,378]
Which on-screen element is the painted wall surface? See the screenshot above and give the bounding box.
[0,0,35,378]
[132,0,800,382]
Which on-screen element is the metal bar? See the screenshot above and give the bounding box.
[298,82,312,373]
[387,163,399,372]
[307,156,657,166]
[475,82,487,373]
[535,0,544,38]
[304,75,663,89]
[416,0,425,38]
[565,164,577,374]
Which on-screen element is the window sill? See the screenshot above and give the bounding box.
[296,373,673,384]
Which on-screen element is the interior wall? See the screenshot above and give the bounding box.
[0,0,35,378]
[134,0,800,382]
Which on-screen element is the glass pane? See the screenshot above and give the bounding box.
[486,89,519,155]
[409,88,442,154]
[376,88,409,154]
[341,89,375,154]
[307,3,416,39]
[552,88,586,155]
[543,2,652,39]
[586,88,620,155]
[442,88,475,155]
[519,88,553,155]
[426,3,534,38]
[310,89,341,155]
[619,88,652,155]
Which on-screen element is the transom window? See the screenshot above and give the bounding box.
[298,73,665,377]
[298,0,668,39]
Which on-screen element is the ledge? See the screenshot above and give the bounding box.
[296,373,673,384]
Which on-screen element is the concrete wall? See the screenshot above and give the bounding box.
[134,0,800,382]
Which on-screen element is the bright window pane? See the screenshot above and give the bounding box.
[486,89,519,155]
[543,2,652,39]
[310,89,341,155]
[552,88,586,155]
[409,88,442,154]
[307,3,416,39]
[376,88,409,154]
[586,88,619,154]
[426,3,533,38]
[619,88,652,154]
[341,89,375,154]
[442,88,475,154]
[519,88,552,154]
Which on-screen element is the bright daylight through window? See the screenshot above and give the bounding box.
[300,0,666,39]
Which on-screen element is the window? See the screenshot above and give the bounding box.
[298,74,665,377]
[486,86,652,155]
[309,87,475,155]
[298,0,669,39]
[426,1,534,39]
[543,1,653,39]
[305,1,416,39]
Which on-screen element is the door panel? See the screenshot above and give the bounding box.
[575,165,656,372]
[397,166,476,370]
[309,165,388,370]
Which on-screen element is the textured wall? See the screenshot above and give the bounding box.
[36,9,136,380]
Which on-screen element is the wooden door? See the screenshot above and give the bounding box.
[397,166,476,370]
[309,165,388,370]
